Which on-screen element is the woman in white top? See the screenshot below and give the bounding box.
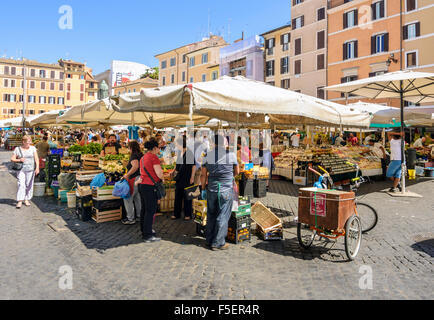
[11,136,40,209]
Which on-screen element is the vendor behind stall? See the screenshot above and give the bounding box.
[368,139,388,180]
[100,134,122,157]
[413,136,426,148]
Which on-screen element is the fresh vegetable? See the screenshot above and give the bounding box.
[101,154,129,161]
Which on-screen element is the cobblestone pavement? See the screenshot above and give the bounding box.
[0,150,433,300]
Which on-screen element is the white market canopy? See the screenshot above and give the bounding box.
[326,70,434,104]
[28,109,68,127]
[112,76,373,128]
[57,98,210,128]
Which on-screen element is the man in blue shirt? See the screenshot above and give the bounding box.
[201,134,239,251]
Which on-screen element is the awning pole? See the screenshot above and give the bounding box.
[400,81,406,194]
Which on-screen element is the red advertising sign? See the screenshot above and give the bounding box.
[310,193,326,217]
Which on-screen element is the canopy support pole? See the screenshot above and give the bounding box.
[236,112,239,130]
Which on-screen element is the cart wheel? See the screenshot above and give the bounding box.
[355,202,378,234]
[297,223,316,249]
[344,215,362,261]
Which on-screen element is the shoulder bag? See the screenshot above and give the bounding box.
[12,147,23,171]
[141,157,166,200]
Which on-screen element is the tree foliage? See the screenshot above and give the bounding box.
[141,67,159,80]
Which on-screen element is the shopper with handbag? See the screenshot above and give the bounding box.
[121,140,143,225]
[171,136,196,221]
[11,135,40,209]
[138,138,164,243]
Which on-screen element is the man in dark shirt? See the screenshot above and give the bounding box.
[100,134,122,157]
[201,134,239,251]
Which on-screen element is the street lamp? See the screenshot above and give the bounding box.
[386,53,398,67]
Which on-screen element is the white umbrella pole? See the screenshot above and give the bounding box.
[400,81,406,194]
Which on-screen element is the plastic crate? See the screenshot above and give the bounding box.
[239,179,254,197]
[229,215,251,230]
[48,154,61,163]
[232,203,252,218]
[92,198,123,211]
[254,179,267,198]
[227,227,251,244]
[75,195,93,221]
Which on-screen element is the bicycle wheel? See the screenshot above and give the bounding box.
[355,202,378,234]
[297,223,316,249]
[344,215,362,261]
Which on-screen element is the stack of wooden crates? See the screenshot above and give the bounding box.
[251,202,283,240]
[91,186,123,223]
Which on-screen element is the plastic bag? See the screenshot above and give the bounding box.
[58,173,76,190]
[90,173,106,188]
[112,179,131,199]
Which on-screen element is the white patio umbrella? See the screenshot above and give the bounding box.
[58,97,209,128]
[326,70,434,197]
[28,109,68,127]
[112,76,373,128]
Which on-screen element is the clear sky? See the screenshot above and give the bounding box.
[0,0,292,75]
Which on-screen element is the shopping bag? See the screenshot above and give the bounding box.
[184,185,200,200]
[112,179,131,199]
[90,173,106,188]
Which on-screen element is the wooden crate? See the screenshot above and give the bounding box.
[159,187,175,213]
[92,207,122,223]
[298,187,355,231]
[82,155,100,169]
[92,187,120,201]
[251,201,282,232]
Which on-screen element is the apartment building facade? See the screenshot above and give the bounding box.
[0,58,65,120]
[261,25,292,89]
[327,0,434,106]
[155,35,228,86]
[59,59,87,108]
[113,77,159,96]
[290,0,328,99]
[219,36,264,82]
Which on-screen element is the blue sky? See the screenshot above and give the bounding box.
[0,0,291,74]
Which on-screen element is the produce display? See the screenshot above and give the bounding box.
[101,154,129,161]
[67,143,102,155]
[100,162,125,174]
[243,166,269,179]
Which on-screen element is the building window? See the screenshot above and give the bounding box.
[161,60,167,69]
[317,31,325,49]
[406,0,416,12]
[162,76,166,86]
[28,95,35,103]
[59,83,64,91]
[292,16,304,30]
[212,71,218,80]
[58,97,64,105]
[182,71,186,82]
[3,79,8,87]
[406,51,417,68]
[372,1,385,20]
[39,96,46,104]
[50,82,55,90]
[67,83,71,91]
[202,74,206,82]
[280,57,289,74]
[171,74,175,84]
[343,40,358,60]
[294,60,301,75]
[317,7,325,21]
[190,77,194,83]
[30,69,35,77]
[317,87,325,100]
[67,74,72,79]
[3,94,10,102]
[317,54,325,70]
[293,0,303,5]
[9,109,16,114]
[190,57,195,67]
[39,70,46,78]
[281,79,290,89]
[39,110,45,114]
[133,89,136,93]
[49,97,55,104]
[294,38,301,56]
[50,71,55,79]
[41,82,45,90]
[80,84,84,92]
[340,76,358,97]
[80,93,84,101]
[202,53,209,64]
[19,95,23,102]
[182,54,187,63]
[267,82,275,86]
[170,57,176,67]
[30,81,35,89]
[11,80,15,88]
[371,33,389,54]
[60,72,64,80]
[11,67,16,75]
[266,38,275,55]
[4,66,9,75]
[369,71,386,77]
[266,60,275,77]
[404,22,420,40]
[344,9,358,29]
[281,33,290,51]
[67,92,70,100]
